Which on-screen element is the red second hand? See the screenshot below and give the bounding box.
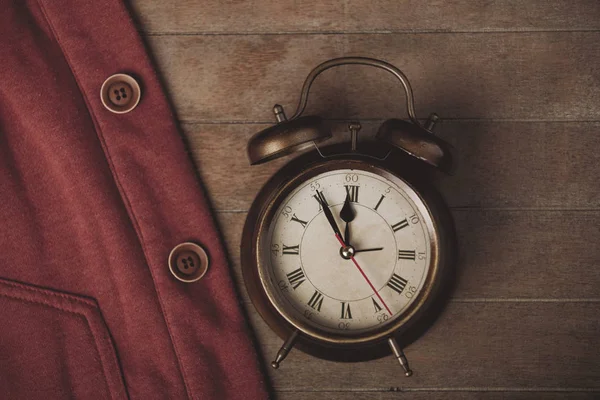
[335,233,392,316]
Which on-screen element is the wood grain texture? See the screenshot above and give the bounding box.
[149,33,600,122]
[244,302,600,390]
[216,210,600,300]
[131,0,600,397]
[130,0,600,34]
[184,121,600,210]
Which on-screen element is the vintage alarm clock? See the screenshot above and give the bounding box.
[241,57,456,376]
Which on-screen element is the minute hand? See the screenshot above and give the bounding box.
[354,247,384,253]
[316,190,344,243]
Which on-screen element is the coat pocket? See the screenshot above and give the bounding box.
[0,277,128,400]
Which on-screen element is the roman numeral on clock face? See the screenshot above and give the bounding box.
[344,185,359,203]
[374,195,385,211]
[391,218,409,232]
[371,297,382,313]
[313,194,328,210]
[286,268,306,289]
[340,302,352,319]
[282,244,300,255]
[387,273,408,295]
[307,290,324,311]
[398,250,416,260]
[290,214,308,228]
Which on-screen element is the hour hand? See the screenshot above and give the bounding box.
[340,194,356,245]
[315,190,343,240]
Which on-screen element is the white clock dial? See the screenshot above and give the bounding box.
[264,168,432,335]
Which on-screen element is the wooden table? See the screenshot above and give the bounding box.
[129,1,600,398]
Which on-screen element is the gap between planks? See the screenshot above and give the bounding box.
[215,208,600,213]
[179,119,600,125]
[274,387,600,393]
[142,28,600,37]
[241,299,600,305]
[452,298,600,303]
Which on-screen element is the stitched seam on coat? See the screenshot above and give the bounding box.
[0,291,120,400]
[0,278,98,308]
[33,1,191,399]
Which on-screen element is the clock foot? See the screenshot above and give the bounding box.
[271,330,299,369]
[388,337,413,377]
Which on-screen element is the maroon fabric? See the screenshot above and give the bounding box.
[0,1,268,399]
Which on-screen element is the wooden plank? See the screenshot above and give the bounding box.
[217,210,600,300]
[184,122,600,210]
[244,302,600,389]
[434,122,600,209]
[148,33,600,122]
[130,1,342,34]
[345,1,600,33]
[277,393,600,400]
[147,35,343,123]
[131,1,600,34]
[343,32,600,121]
[450,210,600,299]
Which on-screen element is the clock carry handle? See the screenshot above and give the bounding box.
[288,56,420,124]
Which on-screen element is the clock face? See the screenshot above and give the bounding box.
[260,167,435,336]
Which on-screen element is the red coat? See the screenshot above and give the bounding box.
[0,0,268,398]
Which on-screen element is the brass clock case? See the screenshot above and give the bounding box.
[241,144,456,362]
[247,57,454,173]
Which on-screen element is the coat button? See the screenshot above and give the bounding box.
[168,242,209,283]
[100,73,141,114]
